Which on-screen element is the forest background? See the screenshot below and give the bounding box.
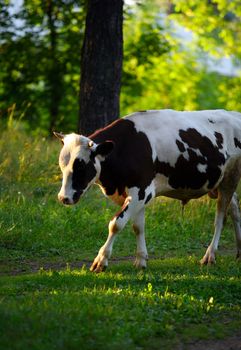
[0,0,241,134]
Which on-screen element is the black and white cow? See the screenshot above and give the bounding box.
[55,109,241,272]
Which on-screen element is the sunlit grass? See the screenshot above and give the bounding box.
[1,125,241,349]
[1,258,241,350]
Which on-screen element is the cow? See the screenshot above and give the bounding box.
[54,109,241,272]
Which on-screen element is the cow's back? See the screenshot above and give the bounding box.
[125,109,241,162]
[90,109,241,200]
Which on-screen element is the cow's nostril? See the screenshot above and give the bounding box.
[58,195,70,204]
[63,197,70,205]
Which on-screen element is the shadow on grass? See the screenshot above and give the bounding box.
[0,257,241,350]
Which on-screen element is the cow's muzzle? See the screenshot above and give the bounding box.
[58,195,73,205]
[58,190,83,205]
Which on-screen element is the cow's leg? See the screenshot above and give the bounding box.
[201,159,241,265]
[132,208,148,269]
[230,192,241,259]
[201,189,232,265]
[90,193,143,272]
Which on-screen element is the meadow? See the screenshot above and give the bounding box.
[1,124,241,349]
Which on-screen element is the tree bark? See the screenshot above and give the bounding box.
[78,0,123,135]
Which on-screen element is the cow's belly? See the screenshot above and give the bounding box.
[153,173,219,202]
[160,188,207,201]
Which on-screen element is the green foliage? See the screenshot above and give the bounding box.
[1,0,241,130]
[170,0,241,57]
[121,1,171,113]
[121,0,241,115]
[0,0,85,133]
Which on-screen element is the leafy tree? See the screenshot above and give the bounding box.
[121,0,241,115]
[0,0,85,133]
[121,2,171,114]
[169,0,241,111]
[1,0,241,135]
[121,2,203,114]
[169,0,241,57]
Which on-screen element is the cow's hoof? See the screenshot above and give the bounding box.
[200,254,216,265]
[90,262,107,273]
[90,259,107,273]
[134,253,148,269]
[236,251,241,261]
[133,258,147,269]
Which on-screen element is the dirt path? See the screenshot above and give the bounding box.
[0,256,136,276]
[183,335,241,350]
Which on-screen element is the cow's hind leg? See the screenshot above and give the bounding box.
[230,192,241,259]
[132,208,148,269]
[201,160,241,265]
[201,189,233,265]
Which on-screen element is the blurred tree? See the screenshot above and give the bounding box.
[0,0,12,36]
[121,1,171,114]
[78,0,123,134]
[45,0,63,132]
[168,0,241,111]
[121,0,241,115]
[0,0,85,133]
[169,0,241,57]
[1,0,241,135]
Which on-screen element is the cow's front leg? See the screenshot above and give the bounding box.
[132,208,148,269]
[90,196,136,273]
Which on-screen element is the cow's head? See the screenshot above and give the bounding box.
[54,132,114,205]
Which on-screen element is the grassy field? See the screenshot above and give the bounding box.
[1,126,241,349]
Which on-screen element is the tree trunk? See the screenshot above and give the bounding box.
[46,0,62,133]
[78,0,123,135]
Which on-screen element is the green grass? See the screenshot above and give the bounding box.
[0,126,241,349]
[1,260,241,350]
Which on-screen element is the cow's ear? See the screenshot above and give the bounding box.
[53,132,65,144]
[95,141,114,157]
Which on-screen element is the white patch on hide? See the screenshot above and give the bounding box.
[197,163,207,173]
